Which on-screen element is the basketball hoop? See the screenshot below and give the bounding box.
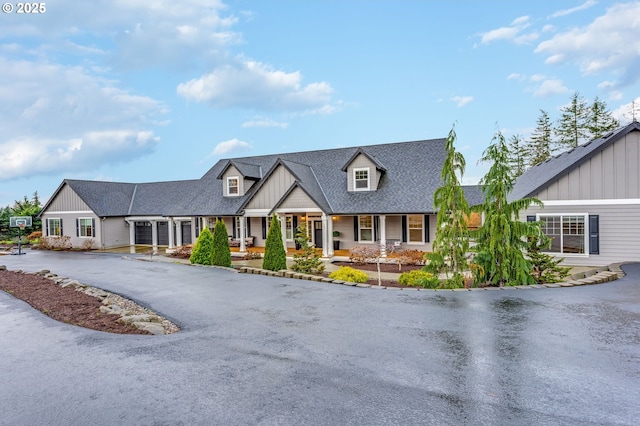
[18,223,26,231]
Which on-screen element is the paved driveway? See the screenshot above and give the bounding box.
[1,250,639,425]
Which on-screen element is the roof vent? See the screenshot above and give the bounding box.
[603,131,614,139]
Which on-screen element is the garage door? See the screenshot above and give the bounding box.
[135,222,152,245]
[181,222,192,244]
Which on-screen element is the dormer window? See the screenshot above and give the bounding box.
[227,176,239,196]
[354,168,370,191]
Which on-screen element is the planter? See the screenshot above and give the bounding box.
[333,240,340,250]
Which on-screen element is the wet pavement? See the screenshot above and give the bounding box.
[1,250,639,425]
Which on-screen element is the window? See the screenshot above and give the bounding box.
[539,214,586,254]
[235,217,242,239]
[47,218,62,236]
[227,177,239,196]
[408,215,423,243]
[285,215,293,240]
[78,218,94,237]
[353,168,370,191]
[359,215,373,242]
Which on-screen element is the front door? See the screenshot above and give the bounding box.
[313,221,323,248]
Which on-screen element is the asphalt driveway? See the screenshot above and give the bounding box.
[1,250,639,425]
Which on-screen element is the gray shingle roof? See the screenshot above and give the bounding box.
[63,180,136,217]
[510,121,640,201]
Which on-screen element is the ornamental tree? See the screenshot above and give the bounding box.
[190,227,214,265]
[262,214,287,271]
[211,219,232,267]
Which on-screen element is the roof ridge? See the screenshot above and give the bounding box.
[127,184,138,215]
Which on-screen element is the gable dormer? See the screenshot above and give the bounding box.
[216,160,262,197]
[341,148,386,192]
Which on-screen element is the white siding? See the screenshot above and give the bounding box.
[278,187,319,210]
[41,212,102,249]
[102,217,129,248]
[245,165,295,209]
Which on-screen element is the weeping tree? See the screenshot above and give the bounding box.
[472,130,543,286]
[262,214,287,271]
[424,125,469,288]
[211,219,232,267]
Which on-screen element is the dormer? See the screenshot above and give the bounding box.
[341,148,386,192]
[216,160,262,197]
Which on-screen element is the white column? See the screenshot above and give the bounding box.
[167,217,175,250]
[127,220,136,253]
[191,217,197,242]
[151,220,158,254]
[279,214,287,254]
[239,216,246,252]
[379,215,387,257]
[327,214,335,257]
[176,220,183,247]
[321,213,328,258]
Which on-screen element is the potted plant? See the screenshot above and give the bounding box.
[332,230,341,251]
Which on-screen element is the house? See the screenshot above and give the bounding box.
[511,121,640,266]
[39,137,484,256]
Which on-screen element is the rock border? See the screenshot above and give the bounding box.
[0,265,179,335]
[236,263,626,290]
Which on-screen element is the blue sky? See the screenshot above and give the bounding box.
[1,0,639,208]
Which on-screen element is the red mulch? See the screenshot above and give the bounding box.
[0,270,149,334]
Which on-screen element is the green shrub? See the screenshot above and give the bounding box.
[262,214,287,271]
[211,219,232,267]
[398,270,440,288]
[190,227,214,265]
[328,266,369,283]
[291,225,325,275]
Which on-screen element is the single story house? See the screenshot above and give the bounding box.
[511,120,640,266]
[39,137,484,257]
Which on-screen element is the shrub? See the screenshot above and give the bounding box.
[41,236,72,250]
[27,231,42,241]
[171,244,193,259]
[190,227,214,265]
[211,219,231,267]
[291,225,325,275]
[328,266,369,283]
[262,214,287,271]
[349,245,380,264]
[398,270,440,288]
[81,239,95,250]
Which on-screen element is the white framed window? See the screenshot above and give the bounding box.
[359,215,373,242]
[407,215,423,243]
[227,176,239,196]
[78,218,94,237]
[353,168,370,191]
[235,217,242,239]
[47,218,62,236]
[285,215,293,240]
[538,214,587,255]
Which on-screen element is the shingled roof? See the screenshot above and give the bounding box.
[510,121,640,201]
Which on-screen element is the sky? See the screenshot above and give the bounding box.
[1,0,640,208]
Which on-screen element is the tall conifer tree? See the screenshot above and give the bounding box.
[555,91,589,149]
[587,96,618,139]
[527,109,554,167]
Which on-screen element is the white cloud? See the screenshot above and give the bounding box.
[507,73,525,81]
[451,96,474,107]
[480,16,538,45]
[177,59,335,112]
[242,118,289,129]
[0,57,166,180]
[550,0,598,18]
[533,78,569,97]
[611,97,640,123]
[536,2,640,87]
[211,138,252,156]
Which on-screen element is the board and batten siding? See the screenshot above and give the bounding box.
[522,202,640,267]
[245,165,295,210]
[46,183,92,212]
[537,131,640,201]
[278,187,319,210]
[346,154,382,191]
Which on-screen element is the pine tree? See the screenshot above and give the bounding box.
[507,134,527,177]
[587,96,618,139]
[424,125,469,288]
[262,214,287,271]
[555,91,589,150]
[211,219,231,267]
[291,224,325,274]
[471,130,543,286]
[527,234,571,284]
[190,227,214,265]
[526,109,554,167]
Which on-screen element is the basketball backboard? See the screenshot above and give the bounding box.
[9,216,32,227]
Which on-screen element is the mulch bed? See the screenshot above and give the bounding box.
[330,261,424,287]
[0,270,149,334]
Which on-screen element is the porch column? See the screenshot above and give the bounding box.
[127,220,136,254]
[191,217,197,242]
[239,216,246,252]
[326,214,334,257]
[379,215,387,257]
[278,214,287,253]
[321,213,329,258]
[150,220,158,254]
[175,220,183,247]
[167,217,175,250]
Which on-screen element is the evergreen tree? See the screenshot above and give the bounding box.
[527,234,571,284]
[190,227,214,265]
[471,130,543,286]
[291,224,325,274]
[526,109,554,167]
[211,219,232,267]
[587,96,619,139]
[262,214,287,271]
[555,91,589,150]
[424,126,469,288]
[507,133,527,177]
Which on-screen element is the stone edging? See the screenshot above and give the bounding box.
[237,263,626,290]
[0,266,179,335]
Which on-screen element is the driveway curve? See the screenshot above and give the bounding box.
[1,250,639,425]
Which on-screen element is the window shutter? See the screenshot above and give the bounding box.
[373,216,379,242]
[424,215,430,242]
[293,215,298,231]
[232,217,236,238]
[247,218,252,237]
[262,217,267,239]
[92,218,95,237]
[60,220,63,237]
[526,215,536,222]
[76,218,79,237]
[353,216,359,241]
[45,219,49,236]
[401,216,407,242]
[589,215,599,255]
